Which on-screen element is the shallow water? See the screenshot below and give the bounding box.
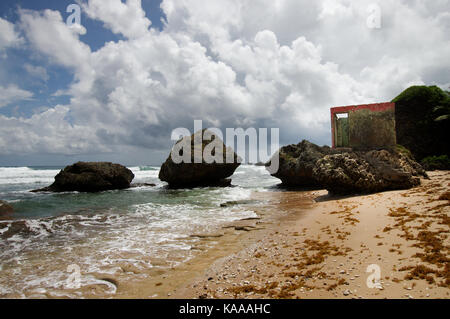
[0,165,280,298]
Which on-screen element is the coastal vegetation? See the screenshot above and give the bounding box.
[393,85,450,164]
[421,155,450,171]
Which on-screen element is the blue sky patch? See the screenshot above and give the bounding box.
[0,0,166,117]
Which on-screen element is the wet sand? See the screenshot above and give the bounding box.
[172,171,450,299]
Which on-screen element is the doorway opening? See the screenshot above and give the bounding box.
[334,113,349,148]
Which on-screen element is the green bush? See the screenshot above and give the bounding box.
[420,155,450,171]
[395,145,413,159]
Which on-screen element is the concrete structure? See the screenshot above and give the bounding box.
[331,102,396,150]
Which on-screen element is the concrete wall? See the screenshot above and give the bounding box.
[331,103,396,150]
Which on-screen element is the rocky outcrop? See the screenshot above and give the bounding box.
[313,149,427,195]
[32,162,134,193]
[159,129,241,188]
[267,140,339,187]
[268,140,427,194]
[0,200,14,219]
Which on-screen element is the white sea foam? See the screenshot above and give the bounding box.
[220,187,252,202]
[0,167,60,185]
[129,166,161,183]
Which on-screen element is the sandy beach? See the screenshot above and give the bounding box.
[172,171,450,299]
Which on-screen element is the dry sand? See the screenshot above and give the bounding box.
[172,171,450,299]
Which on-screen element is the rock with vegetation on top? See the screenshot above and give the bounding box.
[0,200,14,219]
[32,162,134,193]
[420,155,450,171]
[266,140,339,187]
[159,129,241,188]
[393,85,450,161]
[313,149,428,195]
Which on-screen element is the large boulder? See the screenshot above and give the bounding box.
[266,140,339,187]
[0,200,14,219]
[313,149,428,195]
[32,162,134,193]
[159,129,241,188]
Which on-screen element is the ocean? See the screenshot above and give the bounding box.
[0,165,280,298]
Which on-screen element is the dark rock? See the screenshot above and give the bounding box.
[253,162,267,167]
[1,221,28,239]
[0,200,14,219]
[32,162,134,193]
[159,129,241,188]
[313,149,428,195]
[266,140,339,187]
[220,199,257,207]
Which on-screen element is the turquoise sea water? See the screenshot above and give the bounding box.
[0,165,279,298]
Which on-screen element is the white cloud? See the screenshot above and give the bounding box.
[0,0,449,160]
[19,9,91,71]
[0,17,23,51]
[0,106,106,155]
[80,0,151,39]
[24,64,49,82]
[0,85,33,108]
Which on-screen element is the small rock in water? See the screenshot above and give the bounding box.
[0,200,14,218]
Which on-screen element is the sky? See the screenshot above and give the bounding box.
[0,0,449,166]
